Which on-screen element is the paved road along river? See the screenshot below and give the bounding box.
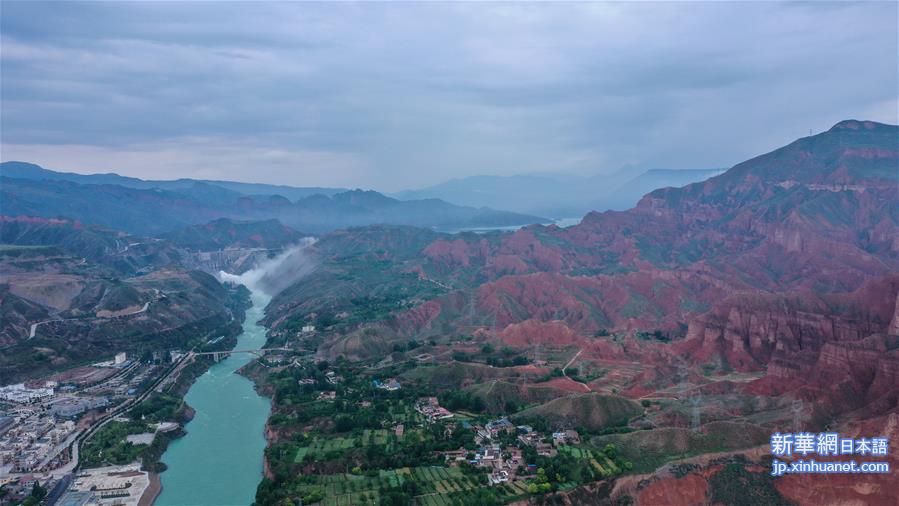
[156,289,271,506]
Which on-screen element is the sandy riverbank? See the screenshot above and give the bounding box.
[139,472,162,506]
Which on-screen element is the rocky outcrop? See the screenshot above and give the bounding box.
[420,120,899,338]
[890,292,899,335]
[678,276,899,372]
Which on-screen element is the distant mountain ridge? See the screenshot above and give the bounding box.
[601,168,724,209]
[0,162,547,236]
[161,218,307,250]
[0,161,346,201]
[394,167,722,217]
[0,215,184,274]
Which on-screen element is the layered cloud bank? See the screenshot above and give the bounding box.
[2,2,896,190]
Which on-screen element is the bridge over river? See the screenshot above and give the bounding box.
[190,346,312,362]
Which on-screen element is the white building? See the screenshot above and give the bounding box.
[114,352,128,365]
[0,384,54,404]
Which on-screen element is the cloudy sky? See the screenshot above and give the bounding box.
[1,1,896,192]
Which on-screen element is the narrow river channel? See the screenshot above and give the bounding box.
[156,289,271,506]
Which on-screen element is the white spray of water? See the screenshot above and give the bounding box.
[218,238,317,296]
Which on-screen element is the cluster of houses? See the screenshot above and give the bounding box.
[325,371,344,384]
[0,384,54,404]
[293,365,589,490]
[316,391,337,401]
[516,426,556,457]
[552,429,581,445]
[298,369,345,387]
[436,417,582,486]
[466,417,518,444]
[415,397,453,423]
[477,443,524,484]
[436,442,525,485]
[304,373,402,402]
[0,416,76,472]
[485,418,515,437]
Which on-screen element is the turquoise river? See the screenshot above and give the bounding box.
[156,289,272,506]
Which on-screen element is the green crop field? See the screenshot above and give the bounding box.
[293,446,308,462]
[288,466,495,505]
[294,429,395,462]
[559,444,621,477]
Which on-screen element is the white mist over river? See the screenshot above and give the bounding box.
[156,240,315,505]
[219,238,317,296]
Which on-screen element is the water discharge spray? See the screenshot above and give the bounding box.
[218,237,317,296]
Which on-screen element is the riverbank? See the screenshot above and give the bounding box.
[62,283,254,504]
[236,335,298,490]
[138,472,162,506]
[239,360,278,486]
[137,291,250,476]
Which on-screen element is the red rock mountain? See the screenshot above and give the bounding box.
[414,120,898,334]
[267,121,898,422]
[257,121,899,505]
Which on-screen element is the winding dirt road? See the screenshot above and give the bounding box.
[562,349,591,392]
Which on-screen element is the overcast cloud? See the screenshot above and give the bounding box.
[1,1,896,191]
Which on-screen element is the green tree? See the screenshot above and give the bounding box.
[31,481,47,502]
[603,443,617,459]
